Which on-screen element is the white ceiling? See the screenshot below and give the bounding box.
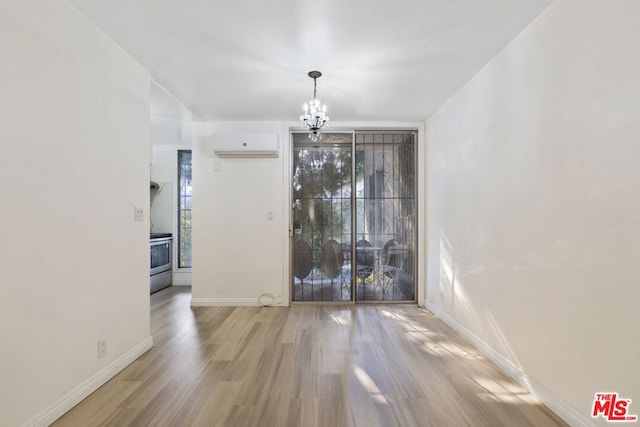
[68,0,553,122]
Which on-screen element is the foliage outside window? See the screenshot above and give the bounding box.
[178,150,192,268]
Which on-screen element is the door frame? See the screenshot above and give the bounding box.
[284,123,425,306]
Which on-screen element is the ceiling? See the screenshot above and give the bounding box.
[68,0,553,122]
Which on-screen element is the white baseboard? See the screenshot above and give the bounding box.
[22,336,153,427]
[425,301,593,427]
[191,297,284,307]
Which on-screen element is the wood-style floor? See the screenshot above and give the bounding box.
[54,286,566,427]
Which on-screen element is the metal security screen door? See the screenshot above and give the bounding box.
[292,133,354,301]
[291,131,416,303]
[355,132,416,301]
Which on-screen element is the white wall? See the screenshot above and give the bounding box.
[0,1,152,425]
[425,0,640,425]
[192,122,287,305]
[150,82,193,235]
[150,82,193,285]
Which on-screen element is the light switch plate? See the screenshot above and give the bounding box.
[134,206,144,221]
[97,338,107,359]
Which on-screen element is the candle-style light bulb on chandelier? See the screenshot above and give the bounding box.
[299,71,329,142]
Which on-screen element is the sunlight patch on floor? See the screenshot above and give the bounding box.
[329,313,349,325]
[473,376,541,405]
[381,309,487,361]
[353,364,389,404]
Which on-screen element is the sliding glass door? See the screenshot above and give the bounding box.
[355,132,416,301]
[291,131,416,303]
[292,133,353,302]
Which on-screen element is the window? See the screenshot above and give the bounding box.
[178,150,192,268]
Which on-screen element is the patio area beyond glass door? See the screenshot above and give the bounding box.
[292,133,353,302]
[355,132,416,301]
[291,131,416,303]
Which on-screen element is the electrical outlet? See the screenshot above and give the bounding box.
[97,338,107,359]
[267,211,273,220]
[134,206,144,221]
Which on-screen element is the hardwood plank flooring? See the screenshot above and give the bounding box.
[53,287,566,426]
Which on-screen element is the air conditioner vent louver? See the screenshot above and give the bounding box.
[213,133,279,158]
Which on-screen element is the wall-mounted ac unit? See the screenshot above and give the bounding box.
[212,133,279,158]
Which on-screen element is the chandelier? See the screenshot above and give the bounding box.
[299,71,329,142]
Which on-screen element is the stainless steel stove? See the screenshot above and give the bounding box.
[150,233,172,293]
